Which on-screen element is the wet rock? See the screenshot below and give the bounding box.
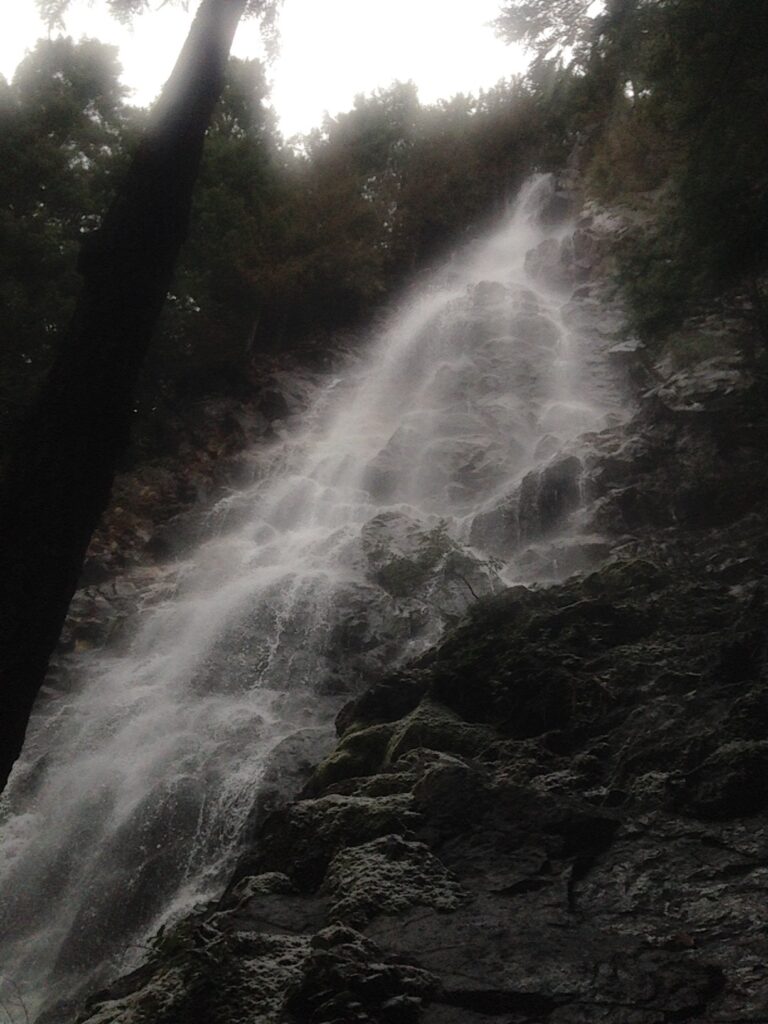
[580,556,665,598]
[427,602,616,737]
[508,310,561,348]
[684,740,768,819]
[561,295,627,340]
[534,432,561,460]
[522,227,606,292]
[472,280,508,305]
[591,483,671,532]
[359,510,500,615]
[645,355,755,413]
[385,698,496,763]
[249,727,336,825]
[365,429,518,508]
[303,723,395,796]
[410,753,491,826]
[68,234,768,1024]
[518,455,583,541]
[362,427,419,501]
[575,817,768,1020]
[78,542,768,1024]
[335,670,429,736]
[286,925,435,1023]
[220,872,329,937]
[322,835,462,926]
[524,237,576,290]
[361,512,449,589]
[248,792,421,890]
[468,496,519,556]
[257,388,291,422]
[367,893,723,1021]
[539,189,573,225]
[512,537,613,581]
[324,579,429,665]
[78,930,311,1024]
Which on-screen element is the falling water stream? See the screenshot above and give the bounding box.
[0,176,626,1019]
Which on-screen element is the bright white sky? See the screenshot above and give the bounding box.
[0,0,525,137]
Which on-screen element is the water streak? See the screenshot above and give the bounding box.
[0,175,625,1018]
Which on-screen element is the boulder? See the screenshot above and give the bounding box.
[468,496,519,556]
[322,834,462,926]
[385,698,496,763]
[246,792,421,890]
[538,189,573,226]
[360,510,501,615]
[286,925,435,1023]
[302,723,395,796]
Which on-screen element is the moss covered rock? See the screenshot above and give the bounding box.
[385,698,496,764]
[303,723,395,796]
[322,834,463,926]
[251,793,421,890]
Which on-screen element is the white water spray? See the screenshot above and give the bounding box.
[0,176,625,1018]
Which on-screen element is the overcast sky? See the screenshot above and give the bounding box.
[1,1,525,137]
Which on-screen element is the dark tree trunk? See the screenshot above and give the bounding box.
[0,0,247,792]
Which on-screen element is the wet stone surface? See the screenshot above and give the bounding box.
[44,195,768,1023]
[75,506,768,1022]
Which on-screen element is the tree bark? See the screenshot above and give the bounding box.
[0,0,247,792]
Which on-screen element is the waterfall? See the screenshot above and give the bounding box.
[0,175,626,1020]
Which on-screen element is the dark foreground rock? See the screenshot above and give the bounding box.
[66,274,768,1023]
[74,524,768,1022]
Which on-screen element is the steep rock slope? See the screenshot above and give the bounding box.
[72,351,768,1022]
[57,354,335,658]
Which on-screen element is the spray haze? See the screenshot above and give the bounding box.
[0,175,626,1019]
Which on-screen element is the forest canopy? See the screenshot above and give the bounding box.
[0,37,570,457]
[497,0,768,339]
[3,0,768,451]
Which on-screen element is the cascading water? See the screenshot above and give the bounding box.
[0,175,627,1019]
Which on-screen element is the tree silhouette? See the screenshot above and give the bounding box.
[0,0,280,791]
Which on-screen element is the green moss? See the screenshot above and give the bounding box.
[305,723,395,795]
[385,698,495,764]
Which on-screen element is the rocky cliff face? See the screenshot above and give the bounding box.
[65,216,768,1023]
[56,354,336,661]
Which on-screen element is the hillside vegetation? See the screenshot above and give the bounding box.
[2,1,766,458]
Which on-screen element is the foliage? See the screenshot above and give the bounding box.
[37,0,284,55]
[38,0,281,27]
[648,0,768,292]
[502,0,768,343]
[139,58,283,408]
[495,0,598,64]
[142,72,574,387]
[0,43,285,453]
[10,0,766,451]
[622,0,768,340]
[0,37,135,441]
[1,36,582,459]
[372,522,454,598]
[613,213,698,339]
[258,76,574,345]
